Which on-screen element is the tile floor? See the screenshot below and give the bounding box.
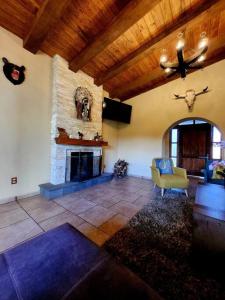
[0,177,155,253]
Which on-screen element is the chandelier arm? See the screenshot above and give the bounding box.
[166,69,178,78]
[187,65,203,69]
[160,62,179,69]
[177,48,186,78]
[159,62,167,69]
[186,46,208,66]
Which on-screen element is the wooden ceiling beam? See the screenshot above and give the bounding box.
[69,0,161,72]
[23,0,71,53]
[111,36,225,101]
[95,0,220,86]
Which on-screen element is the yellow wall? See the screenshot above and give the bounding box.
[117,60,225,178]
[0,27,52,202]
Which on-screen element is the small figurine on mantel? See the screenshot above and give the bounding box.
[78,131,84,140]
[93,132,102,141]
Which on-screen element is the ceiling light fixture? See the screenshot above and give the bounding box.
[160,32,208,79]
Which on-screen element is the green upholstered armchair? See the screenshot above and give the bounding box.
[151,158,189,197]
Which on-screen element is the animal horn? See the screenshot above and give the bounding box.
[2,57,8,64]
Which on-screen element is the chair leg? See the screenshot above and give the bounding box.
[184,189,188,197]
[161,188,165,197]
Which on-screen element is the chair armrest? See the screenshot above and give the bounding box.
[151,166,161,185]
[173,167,187,179]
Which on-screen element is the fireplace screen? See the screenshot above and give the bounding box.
[66,151,102,182]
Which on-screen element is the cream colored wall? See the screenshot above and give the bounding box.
[102,91,119,173]
[0,27,52,203]
[117,59,225,178]
[102,119,119,172]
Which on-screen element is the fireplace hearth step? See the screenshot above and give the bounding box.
[39,173,113,200]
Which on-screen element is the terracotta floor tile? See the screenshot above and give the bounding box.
[0,177,154,250]
[0,201,20,213]
[39,211,84,231]
[100,214,129,236]
[77,222,109,246]
[0,208,29,228]
[112,191,141,203]
[78,206,116,227]
[133,195,151,209]
[62,199,96,214]
[18,195,51,212]
[28,203,65,223]
[54,193,83,205]
[0,219,42,253]
[91,196,121,208]
[111,201,140,218]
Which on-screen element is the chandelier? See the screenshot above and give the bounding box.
[160,32,208,79]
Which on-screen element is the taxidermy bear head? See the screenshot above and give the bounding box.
[2,57,25,85]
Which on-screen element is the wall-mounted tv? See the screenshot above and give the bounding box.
[102,98,132,124]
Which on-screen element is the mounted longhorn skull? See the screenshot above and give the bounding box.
[174,86,209,112]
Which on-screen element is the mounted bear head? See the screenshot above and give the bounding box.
[2,57,25,85]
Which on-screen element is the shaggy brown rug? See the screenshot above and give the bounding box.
[104,185,225,300]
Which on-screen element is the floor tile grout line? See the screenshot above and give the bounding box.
[0,216,30,230]
[98,213,129,235]
[43,201,88,227]
[0,178,153,251]
[16,199,45,232]
[53,198,129,231]
[53,199,101,223]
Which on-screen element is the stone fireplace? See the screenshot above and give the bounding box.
[50,55,104,185]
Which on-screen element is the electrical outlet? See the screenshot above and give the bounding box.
[11,177,17,184]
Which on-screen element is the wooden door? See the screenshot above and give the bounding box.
[178,124,211,175]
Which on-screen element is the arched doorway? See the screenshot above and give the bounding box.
[164,118,222,176]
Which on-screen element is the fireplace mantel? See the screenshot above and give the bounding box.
[55,128,108,147]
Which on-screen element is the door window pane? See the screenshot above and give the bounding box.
[171,157,177,167]
[178,120,194,125]
[212,144,221,159]
[171,129,178,142]
[171,143,177,157]
[212,126,221,143]
[195,120,206,124]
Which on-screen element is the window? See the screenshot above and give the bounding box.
[178,120,193,126]
[212,126,222,159]
[195,120,206,124]
[170,129,178,166]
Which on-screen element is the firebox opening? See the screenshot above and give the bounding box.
[66,151,102,182]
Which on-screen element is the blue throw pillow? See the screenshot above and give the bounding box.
[155,159,173,174]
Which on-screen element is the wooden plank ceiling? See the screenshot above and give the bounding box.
[1,0,225,101]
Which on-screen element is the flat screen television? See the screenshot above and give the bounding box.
[102,98,132,124]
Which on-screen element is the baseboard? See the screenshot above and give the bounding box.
[17,191,40,200]
[0,196,16,204]
[127,174,151,180]
[0,191,40,204]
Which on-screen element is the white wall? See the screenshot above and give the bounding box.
[0,27,52,203]
[117,60,225,178]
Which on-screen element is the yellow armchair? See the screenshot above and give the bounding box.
[151,158,189,197]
